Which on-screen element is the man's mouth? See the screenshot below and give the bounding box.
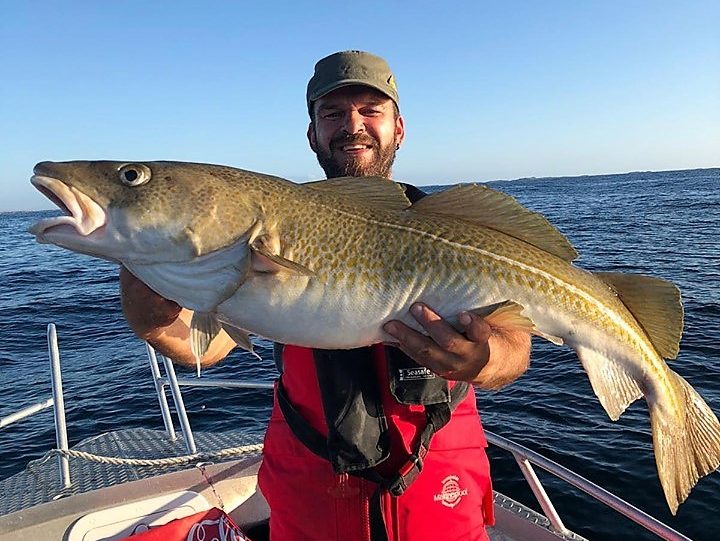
[335,143,374,156]
[340,144,371,150]
[330,133,377,155]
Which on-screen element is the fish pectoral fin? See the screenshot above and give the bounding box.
[250,243,315,276]
[190,311,222,377]
[575,346,643,421]
[246,222,314,276]
[594,271,683,360]
[221,323,262,360]
[470,300,563,345]
[304,176,411,211]
[408,184,578,261]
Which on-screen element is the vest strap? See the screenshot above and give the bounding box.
[276,378,329,460]
[276,376,468,490]
[277,373,469,541]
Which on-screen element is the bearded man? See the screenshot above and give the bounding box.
[120,51,530,541]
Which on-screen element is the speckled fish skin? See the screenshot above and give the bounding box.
[29,160,720,514]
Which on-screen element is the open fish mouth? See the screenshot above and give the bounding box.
[29,175,107,238]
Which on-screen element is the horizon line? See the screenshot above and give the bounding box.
[5,165,719,214]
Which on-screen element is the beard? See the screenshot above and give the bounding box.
[315,132,398,179]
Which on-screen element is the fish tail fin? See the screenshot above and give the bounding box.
[650,369,720,514]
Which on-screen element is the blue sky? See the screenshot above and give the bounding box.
[1,1,718,211]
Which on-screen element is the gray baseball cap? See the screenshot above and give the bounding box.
[306,50,399,115]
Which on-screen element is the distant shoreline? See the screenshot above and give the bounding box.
[6,167,720,214]
[485,166,720,184]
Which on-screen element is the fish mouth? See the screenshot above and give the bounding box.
[29,175,107,239]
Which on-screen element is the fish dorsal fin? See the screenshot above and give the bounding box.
[304,176,411,211]
[409,184,578,261]
[595,272,683,359]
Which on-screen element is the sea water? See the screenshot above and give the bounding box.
[1,168,718,540]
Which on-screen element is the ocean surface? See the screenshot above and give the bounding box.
[1,168,718,540]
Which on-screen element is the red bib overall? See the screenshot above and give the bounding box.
[258,344,494,541]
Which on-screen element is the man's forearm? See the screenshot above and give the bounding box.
[144,308,237,368]
[119,266,235,368]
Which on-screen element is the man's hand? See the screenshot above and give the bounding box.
[383,303,530,389]
[120,266,182,340]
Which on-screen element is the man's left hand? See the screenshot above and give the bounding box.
[383,303,530,388]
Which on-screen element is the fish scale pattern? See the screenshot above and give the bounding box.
[272,190,649,353]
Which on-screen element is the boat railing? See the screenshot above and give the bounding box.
[485,431,690,541]
[144,342,273,455]
[0,324,690,541]
[147,344,689,541]
[0,324,71,489]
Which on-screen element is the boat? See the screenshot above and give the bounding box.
[0,324,691,541]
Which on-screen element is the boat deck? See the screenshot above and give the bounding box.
[0,427,262,517]
[1,427,589,541]
[0,334,687,540]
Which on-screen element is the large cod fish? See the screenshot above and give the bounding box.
[29,160,720,513]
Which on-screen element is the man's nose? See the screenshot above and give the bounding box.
[342,110,365,134]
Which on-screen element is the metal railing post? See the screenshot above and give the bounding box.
[145,344,177,441]
[47,324,71,488]
[160,355,197,454]
[513,454,571,535]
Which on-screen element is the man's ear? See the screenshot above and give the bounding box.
[395,115,406,149]
[307,122,317,152]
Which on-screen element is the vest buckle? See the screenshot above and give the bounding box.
[386,445,428,497]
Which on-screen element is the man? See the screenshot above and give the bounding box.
[120,51,530,541]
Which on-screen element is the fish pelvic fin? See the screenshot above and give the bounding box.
[190,311,222,377]
[594,272,683,360]
[651,369,720,514]
[576,346,644,420]
[221,323,262,360]
[472,300,564,345]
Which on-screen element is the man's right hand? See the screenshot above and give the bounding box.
[119,266,236,367]
[120,266,182,340]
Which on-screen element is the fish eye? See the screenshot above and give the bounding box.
[118,164,152,187]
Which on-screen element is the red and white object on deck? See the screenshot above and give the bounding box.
[119,507,251,541]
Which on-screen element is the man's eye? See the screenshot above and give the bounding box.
[322,112,341,119]
[362,109,382,116]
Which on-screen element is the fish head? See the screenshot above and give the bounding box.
[29,160,260,264]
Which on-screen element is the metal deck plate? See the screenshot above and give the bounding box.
[0,427,263,517]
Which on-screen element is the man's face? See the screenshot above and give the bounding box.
[308,86,405,179]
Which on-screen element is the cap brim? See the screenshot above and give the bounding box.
[308,80,399,108]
